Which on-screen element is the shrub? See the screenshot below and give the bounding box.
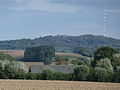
[0,59,27,79]
[41,67,54,80]
[26,73,40,80]
[94,67,113,82]
[87,66,95,81]
[53,72,72,81]
[74,65,89,81]
[112,72,120,83]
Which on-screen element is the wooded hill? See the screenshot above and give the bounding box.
[0,35,120,52]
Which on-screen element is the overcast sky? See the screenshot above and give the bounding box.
[0,0,120,40]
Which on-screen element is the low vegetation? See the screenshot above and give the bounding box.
[0,46,120,83]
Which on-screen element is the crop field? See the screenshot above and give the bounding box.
[24,62,44,69]
[0,50,24,60]
[55,52,84,58]
[0,50,84,59]
[0,80,119,90]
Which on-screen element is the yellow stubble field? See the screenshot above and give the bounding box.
[0,80,119,90]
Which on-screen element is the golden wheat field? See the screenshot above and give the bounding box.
[0,80,119,90]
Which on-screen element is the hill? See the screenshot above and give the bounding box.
[0,35,120,52]
[0,80,119,90]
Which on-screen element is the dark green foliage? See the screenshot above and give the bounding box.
[74,65,89,81]
[94,67,108,82]
[0,35,120,53]
[55,56,69,65]
[24,45,55,63]
[41,68,54,80]
[53,72,72,81]
[87,66,95,81]
[15,73,40,80]
[94,67,113,82]
[26,73,40,80]
[112,72,120,83]
[73,47,93,57]
[15,73,27,79]
[0,53,15,61]
[93,46,118,67]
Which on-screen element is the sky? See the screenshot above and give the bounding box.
[0,0,120,40]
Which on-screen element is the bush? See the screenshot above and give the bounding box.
[53,72,72,81]
[41,67,54,80]
[26,73,40,80]
[87,66,95,81]
[94,67,113,82]
[74,65,89,81]
[0,59,27,79]
[112,72,120,83]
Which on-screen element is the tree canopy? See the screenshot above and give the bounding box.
[24,45,55,63]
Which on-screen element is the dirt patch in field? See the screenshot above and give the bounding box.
[0,80,119,90]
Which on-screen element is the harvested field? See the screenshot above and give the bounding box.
[24,62,44,69]
[0,50,24,60]
[0,80,119,90]
[55,52,84,58]
[0,50,84,60]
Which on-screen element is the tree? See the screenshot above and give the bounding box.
[74,65,89,81]
[24,45,55,64]
[93,46,118,67]
[73,47,93,57]
[112,53,120,71]
[83,57,93,66]
[96,58,113,72]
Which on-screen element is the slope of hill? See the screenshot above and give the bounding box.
[0,35,120,52]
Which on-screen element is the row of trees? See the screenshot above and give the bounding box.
[24,45,55,64]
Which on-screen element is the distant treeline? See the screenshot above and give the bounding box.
[0,35,120,53]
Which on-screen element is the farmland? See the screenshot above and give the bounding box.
[0,80,119,90]
[0,50,83,60]
[0,50,24,60]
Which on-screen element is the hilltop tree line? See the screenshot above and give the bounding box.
[0,35,120,53]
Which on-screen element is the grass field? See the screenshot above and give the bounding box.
[0,80,119,90]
